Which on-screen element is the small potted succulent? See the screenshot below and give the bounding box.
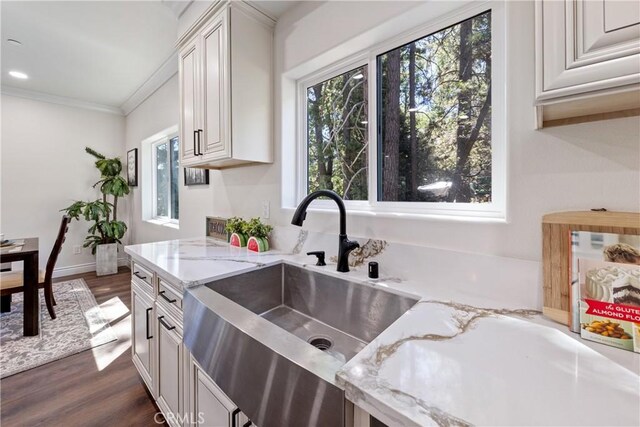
[246,217,273,253]
[226,217,248,247]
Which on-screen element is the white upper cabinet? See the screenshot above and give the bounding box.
[200,13,229,161]
[178,2,273,168]
[179,39,199,163]
[535,0,640,127]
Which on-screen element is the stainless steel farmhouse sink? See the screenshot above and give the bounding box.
[184,264,419,427]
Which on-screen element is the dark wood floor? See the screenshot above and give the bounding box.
[0,267,164,426]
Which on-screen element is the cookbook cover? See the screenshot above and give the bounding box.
[573,232,640,352]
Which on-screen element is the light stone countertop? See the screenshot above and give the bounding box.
[125,237,640,426]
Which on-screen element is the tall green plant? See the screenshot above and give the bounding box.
[62,147,130,254]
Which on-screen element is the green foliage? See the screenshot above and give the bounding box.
[378,11,492,203]
[225,217,248,235]
[95,175,130,198]
[307,11,492,203]
[307,66,368,201]
[224,217,272,239]
[245,217,273,239]
[61,147,130,254]
[63,200,86,220]
[82,200,112,223]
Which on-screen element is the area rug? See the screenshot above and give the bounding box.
[0,278,117,378]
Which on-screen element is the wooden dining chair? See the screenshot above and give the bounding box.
[0,215,71,319]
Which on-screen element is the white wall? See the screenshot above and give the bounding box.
[0,94,126,273]
[125,74,219,243]
[140,1,639,267]
[178,0,639,263]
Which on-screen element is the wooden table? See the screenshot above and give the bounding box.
[1,238,39,336]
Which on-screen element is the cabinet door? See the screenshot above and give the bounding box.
[157,306,184,427]
[187,355,252,427]
[179,39,200,166]
[131,284,155,396]
[192,358,234,426]
[537,0,640,99]
[200,10,231,161]
[576,0,640,65]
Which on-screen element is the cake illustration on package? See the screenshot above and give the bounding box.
[573,232,640,353]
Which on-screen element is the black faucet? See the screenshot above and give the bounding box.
[291,190,360,273]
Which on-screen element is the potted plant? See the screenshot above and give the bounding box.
[62,147,130,276]
[246,217,273,253]
[226,217,248,247]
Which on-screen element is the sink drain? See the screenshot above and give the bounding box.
[308,336,333,351]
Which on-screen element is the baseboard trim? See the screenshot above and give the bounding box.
[52,256,129,278]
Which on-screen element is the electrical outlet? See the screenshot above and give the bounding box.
[262,200,270,219]
[73,245,82,255]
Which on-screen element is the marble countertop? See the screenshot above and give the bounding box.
[125,237,286,288]
[125,237,640,426]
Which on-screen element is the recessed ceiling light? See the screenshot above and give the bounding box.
[9,70,28,80]
[7,39,22,46]
[353,73,364,80]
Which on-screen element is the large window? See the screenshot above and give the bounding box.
[298,6,503,218]
[152,136,179,220]
[378,11,491,203]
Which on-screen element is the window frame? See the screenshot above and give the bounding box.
[297,54,371,210]
[295,1,506,221]
[150,133,180,223]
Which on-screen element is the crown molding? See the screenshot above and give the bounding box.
[1,51,178,117]
[120,51,178,116]
[162,0,193,18]
[1,86,124,115]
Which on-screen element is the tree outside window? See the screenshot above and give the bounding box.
[378,11,492,203]
[153,136,179,220]
[306,66,369,201]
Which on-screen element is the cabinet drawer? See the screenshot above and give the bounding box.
[132,262,154,290]
[158,279,183,311]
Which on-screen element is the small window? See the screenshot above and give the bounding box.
[377,11,492,203]
[152,136,179,220]
[306,65,369,200]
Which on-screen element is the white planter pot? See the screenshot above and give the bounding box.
[96,243,118,276]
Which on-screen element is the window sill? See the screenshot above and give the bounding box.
[145,218,180,230]
[281,205,507,224]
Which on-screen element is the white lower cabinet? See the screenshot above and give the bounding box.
[156,303,184,427]
[187,354,250,427]
[130,262,378,427]
[131,281,155,396]
[131,262,253,427]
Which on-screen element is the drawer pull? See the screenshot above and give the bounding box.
[133,271,147,280]
[242,421,252,427]
[158,316,176,331]
[146,307,153,339]
[193,130,198,155]
[231,409,241,427]
[159,290,177,304]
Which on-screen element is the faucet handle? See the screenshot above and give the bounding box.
[307,251,326,266]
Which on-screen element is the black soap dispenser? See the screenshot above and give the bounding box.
[368,262,379,279]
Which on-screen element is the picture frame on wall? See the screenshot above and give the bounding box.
[127,148,138,187]
[184,168,209,186]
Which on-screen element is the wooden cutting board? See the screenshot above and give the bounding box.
[542,211,640,326]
